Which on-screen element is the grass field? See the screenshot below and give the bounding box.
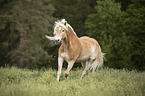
[0,67,144,96]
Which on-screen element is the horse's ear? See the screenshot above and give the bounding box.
[61,19,65,24]
[65,21,68,31]
[64,21,67,26]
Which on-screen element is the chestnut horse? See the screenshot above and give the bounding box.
[46,19,104,81]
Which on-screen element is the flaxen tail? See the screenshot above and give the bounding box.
[90,51,105,72]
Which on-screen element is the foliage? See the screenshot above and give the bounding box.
[85,0,145,70]
[115,0,131,10]
[85,0,133,69]
[0,67,144,96]
[123,0,145,70]
[0,0,55,68]
[53,0,96,36]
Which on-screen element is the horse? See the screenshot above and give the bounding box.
[46,19,104,81]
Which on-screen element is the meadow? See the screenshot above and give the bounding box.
[0,67,144,96]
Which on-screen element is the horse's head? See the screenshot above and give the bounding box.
[46,19,67,44]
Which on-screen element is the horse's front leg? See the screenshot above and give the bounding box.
[57,56,64,81]
[64,60,75,78]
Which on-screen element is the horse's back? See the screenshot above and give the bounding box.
[79,36,98,45]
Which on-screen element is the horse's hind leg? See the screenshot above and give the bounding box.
[81,58,95,78]
[64,60,75,78]
[81,61,89,78]
[81,61,86,68]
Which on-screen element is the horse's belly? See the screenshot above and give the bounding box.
[76,54,90,62]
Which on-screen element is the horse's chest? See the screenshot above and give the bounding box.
[60,51,78,62]
[60,52,70,61]
[60,52,68,58]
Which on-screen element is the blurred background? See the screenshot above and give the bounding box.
[0,0,144,71]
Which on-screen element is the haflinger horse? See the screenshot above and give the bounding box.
[46,19,104,81]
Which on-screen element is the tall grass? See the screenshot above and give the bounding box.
[0,67,144,96]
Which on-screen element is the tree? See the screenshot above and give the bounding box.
[115,0,131,11]
[85,0,134,70]
[0,0,55,68]
[124,0,145,70]
[53,0,96,36]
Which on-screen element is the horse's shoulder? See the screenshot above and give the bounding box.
[59,44,64,53]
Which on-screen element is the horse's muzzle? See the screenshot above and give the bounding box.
[53,39,61,44]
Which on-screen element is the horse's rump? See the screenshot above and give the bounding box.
[76,36,100,62]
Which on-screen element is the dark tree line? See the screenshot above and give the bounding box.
[85,0,145,70]
[0,0,144,70]
[0,0,55,68]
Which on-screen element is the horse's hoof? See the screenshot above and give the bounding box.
[64,73,69,78]
[80,75,84,79]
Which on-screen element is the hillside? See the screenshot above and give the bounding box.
[0,67,144,96]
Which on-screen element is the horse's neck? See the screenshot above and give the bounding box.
[63,26,80,49]
[60,25,82,59]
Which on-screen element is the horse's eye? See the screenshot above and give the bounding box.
[62,30,64,32]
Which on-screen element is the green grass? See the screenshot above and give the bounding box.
[0,67,144,96]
